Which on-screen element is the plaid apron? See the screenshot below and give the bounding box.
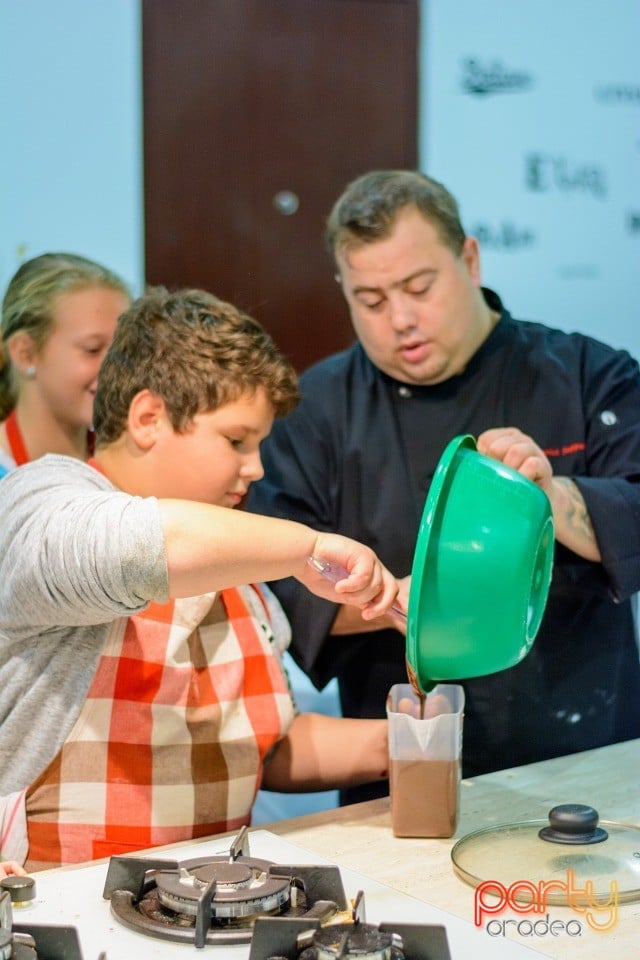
[24,585,294,869]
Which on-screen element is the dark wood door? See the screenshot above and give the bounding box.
[143,0,418,371]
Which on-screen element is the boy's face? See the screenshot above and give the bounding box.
[152,387,274,507]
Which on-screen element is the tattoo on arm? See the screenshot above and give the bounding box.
[556,477,596,547]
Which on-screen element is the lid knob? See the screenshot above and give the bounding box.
[538,803,608,845]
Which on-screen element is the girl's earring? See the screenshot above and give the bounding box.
[25,365,36,378]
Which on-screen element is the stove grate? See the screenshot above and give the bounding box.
[103,828,349,947]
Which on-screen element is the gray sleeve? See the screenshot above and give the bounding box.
[0,457,169,636]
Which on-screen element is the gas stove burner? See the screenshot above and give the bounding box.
[251,920,451,960]
[155,856,291,918]
[299,922,403,960]
[103,827,349,947]
[248,891,452,960]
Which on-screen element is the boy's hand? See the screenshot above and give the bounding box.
[383,573,410,634]
[300,534,399,619]
[0,860,26,879]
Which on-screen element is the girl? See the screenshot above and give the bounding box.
[0,253,130,476]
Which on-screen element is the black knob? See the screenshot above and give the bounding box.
[0,875,36,903]
[538,803,608,845]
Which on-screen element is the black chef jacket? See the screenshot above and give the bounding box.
[248,290,640,802]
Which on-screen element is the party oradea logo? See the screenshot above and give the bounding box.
[474,868,618,938]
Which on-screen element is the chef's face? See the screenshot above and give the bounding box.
[335,206,486,386]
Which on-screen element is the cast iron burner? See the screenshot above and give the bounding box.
[248,892,451,960]
[0,889,97,960]
[299,922,404,960]
[102,827,349,947]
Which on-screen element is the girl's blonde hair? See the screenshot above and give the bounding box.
[0,252,130,420]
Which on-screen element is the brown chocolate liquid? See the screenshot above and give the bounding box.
[405,657,427,718]
[390,757,459,838]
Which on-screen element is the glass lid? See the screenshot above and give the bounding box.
[451,804,640,904]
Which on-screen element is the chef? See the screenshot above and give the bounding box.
[248,168,640,803]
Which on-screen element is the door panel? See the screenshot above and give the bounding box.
[143,0,418,370]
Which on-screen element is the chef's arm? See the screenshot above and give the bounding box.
[331,602,405,635]
[546,477,601,562]
[261,714,388,791]
[477,428,601,563]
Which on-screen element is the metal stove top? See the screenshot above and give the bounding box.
[17,829,543,960]
[101,827,351,947]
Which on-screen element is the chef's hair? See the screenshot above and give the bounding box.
[0,252,130,420]
[326,170,467,265]
[93,286,300,446]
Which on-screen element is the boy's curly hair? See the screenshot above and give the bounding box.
[93,287,299,446]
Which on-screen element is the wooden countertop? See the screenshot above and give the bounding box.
[266,738,640,959]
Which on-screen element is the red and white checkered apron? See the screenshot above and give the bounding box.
[24,586,294,869]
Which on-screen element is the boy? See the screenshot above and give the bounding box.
[0,288,396,870]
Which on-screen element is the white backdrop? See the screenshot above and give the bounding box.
[420,0,640,358]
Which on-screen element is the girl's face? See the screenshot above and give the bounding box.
[34,286,128,428]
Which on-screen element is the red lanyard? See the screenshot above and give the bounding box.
[4,410,94,465]
[5,410,29,465]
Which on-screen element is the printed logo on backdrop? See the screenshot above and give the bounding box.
[627,212,640,234]
[461,58,533,96]
[594,84,640,105]
[471,222,536,252]
[557,265,599,280]
[475,868,619,939]
[525,154,607,199]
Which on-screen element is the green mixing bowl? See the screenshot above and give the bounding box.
[406,434,554,693]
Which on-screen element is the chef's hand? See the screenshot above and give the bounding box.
[301,533,399,621]
[477,426,601,562]
[477,427,553,493]
[0,860,26,879]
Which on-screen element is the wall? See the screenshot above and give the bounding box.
[2,1,638,353]
[0,0,143,295]
[421,0,640,357]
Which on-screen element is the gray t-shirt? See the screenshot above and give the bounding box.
[0,455,169,794]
